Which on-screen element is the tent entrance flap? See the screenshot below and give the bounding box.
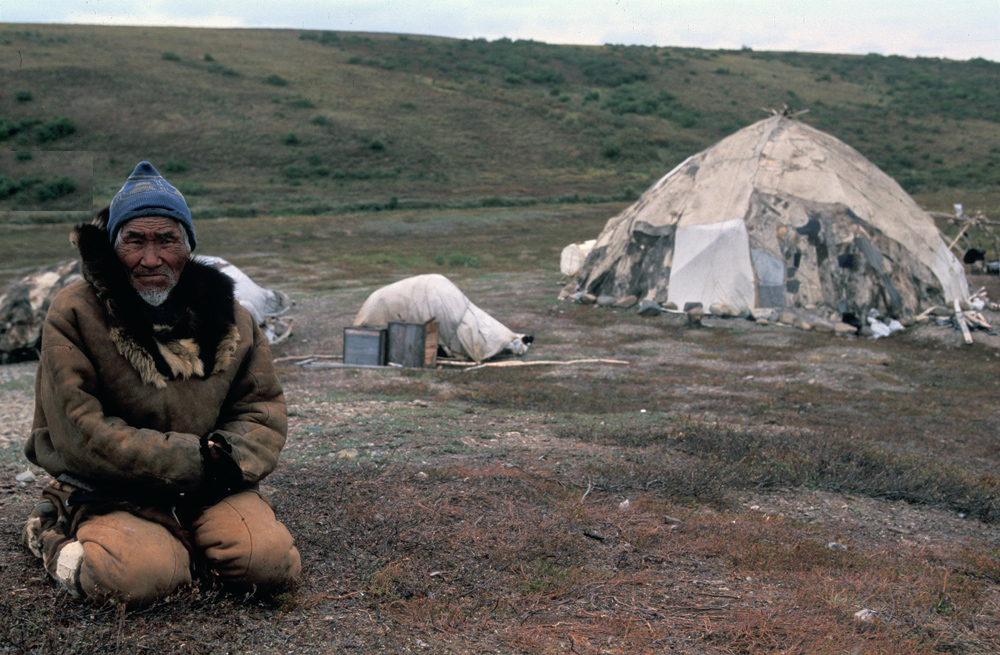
[667,217,756,310]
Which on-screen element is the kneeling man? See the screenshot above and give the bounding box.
[23,161,301,607]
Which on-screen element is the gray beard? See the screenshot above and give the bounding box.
[136,287,171,307]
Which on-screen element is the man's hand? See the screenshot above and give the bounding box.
[200,434,242,497]
[204,441,223,460]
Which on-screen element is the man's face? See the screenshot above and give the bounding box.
[115,216,189,305]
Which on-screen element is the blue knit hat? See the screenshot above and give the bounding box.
[108,161,196,250]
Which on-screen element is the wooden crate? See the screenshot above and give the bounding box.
[387,319,438,368]
[343,326,387,366]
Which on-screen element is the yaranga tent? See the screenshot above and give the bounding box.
[567,115,968,323]
[354,274,531,362]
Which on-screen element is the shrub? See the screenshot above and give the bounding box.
[15,91,32,102]
[435,252,480,267]
[525,67,564,85]
[175,182,206,195]
[0,116,40,141]
[283,132,300,145]
[287,96,316,108]
[264,74,289,86]
[161,52,181,61]
[163,159,190,173]
[15,151,31,161]
[369,139,385,152]
[34,117,76,143]
[581,58,648,87]
[0,175,19,199]
[203,53,214,62]
[310,115,328,126]
[601,139,622,160]
[36,176,76,202]
[283,165,304,179]
[208,64,239,76]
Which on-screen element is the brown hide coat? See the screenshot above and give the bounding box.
[24,223,287,501]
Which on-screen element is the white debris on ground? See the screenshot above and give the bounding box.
[570,285,997,343]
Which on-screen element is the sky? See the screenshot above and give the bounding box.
[1,0,998,62]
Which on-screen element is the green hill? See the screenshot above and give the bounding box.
[2,23,999,220]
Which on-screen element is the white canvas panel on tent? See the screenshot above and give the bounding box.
[569,115,968,322]
[353,274,531,362]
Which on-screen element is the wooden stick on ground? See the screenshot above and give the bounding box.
[462,358,630,372]
[947,221,974,253]
[954,298,974,344]
[273,354,343,363]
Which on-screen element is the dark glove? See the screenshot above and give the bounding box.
[200,433,243,498]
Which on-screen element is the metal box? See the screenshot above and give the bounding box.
[387,320,438,368]
[343,326,387,366]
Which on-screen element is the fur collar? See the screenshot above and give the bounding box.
[70,221,240,389]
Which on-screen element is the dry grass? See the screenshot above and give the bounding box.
[3,458,998,653]
[3,205,1000,652]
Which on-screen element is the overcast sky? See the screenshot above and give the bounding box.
[2,0,998,62]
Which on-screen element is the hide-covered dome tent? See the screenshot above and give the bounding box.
[354,274,531,362]
[568,115,968,322]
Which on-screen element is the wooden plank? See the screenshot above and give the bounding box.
[424,320,439,367]
[388,322,427,368]
[953,299,973,344]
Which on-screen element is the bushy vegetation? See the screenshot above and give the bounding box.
[0,24,997,220]
[34,175,76,202]
[0,173,77,204]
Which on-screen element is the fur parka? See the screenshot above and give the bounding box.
[24,221,287,502]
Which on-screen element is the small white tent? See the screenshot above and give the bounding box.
[569,115,968,322]
[353,274,531,362]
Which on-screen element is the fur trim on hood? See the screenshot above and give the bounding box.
[70,221,239,389]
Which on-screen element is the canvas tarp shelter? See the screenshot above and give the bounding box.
[353,274,528,362]
[194,256,292,325]
[569,115,968,322]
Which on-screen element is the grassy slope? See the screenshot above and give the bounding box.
[1,23,998,223]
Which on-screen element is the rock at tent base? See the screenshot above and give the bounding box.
[613,295,638,309]
[637,301,662,317]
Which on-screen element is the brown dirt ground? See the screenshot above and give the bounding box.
[1,273,999,653]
